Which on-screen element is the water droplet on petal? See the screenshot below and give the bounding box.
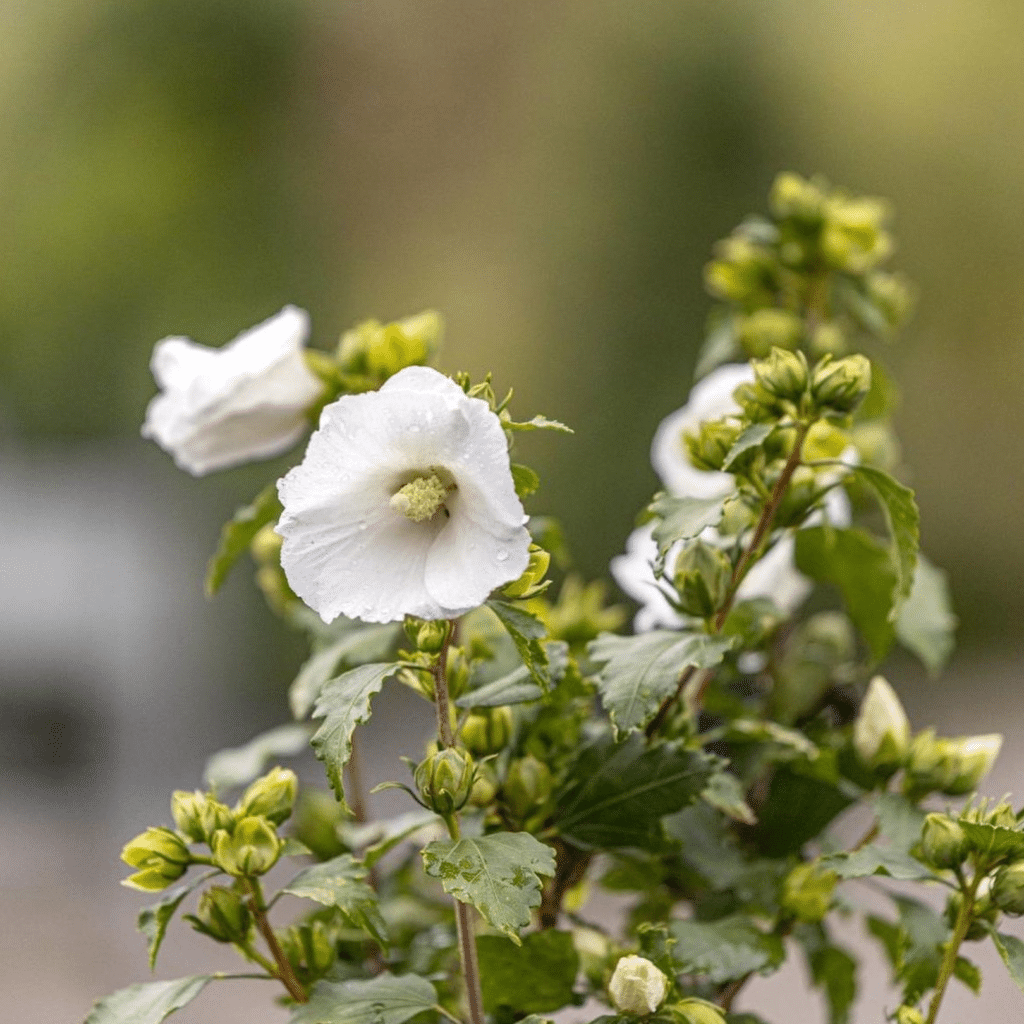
[496,548,509,562]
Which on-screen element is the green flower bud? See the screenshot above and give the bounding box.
[732,381,779,423]
[992,862,1024,916]
[738,309,804,358]
[752,347,809,402]
[811,355,872,416]
[291,788,347,861]
[468,761,499,807]
[171,790,234,844]
[502,544,551,599]
[503,754,553,820]
[237,767,298,826]
[212,816,282,877]
[461,706,513,756]
[404,616,451,654]
[895,1007,925,1024]
[781,862,837,924]
[672,541,732,619]
[769,172,826,224]
[904,728,949,797]
[685,419,742,472]
[414,748,475,816]
[821,195,892,273]
[704,237,777,305]
[809,322,846,358]
[920,813,969,870]
[672,999,728,1024]
[250,523,283,565]
[188,885,252,943]
[853,676,911,774]
[943,734,1003,796]
[121,826,191,891]
[608,954,668,1015]
[338,310,442,379]
[445,646,471,700]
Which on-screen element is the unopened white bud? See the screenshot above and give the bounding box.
[608,954,668,1015]
[853,676,910,772]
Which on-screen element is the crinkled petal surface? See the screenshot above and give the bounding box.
[142,306,322,475]
[650,363,753,497]
[277,366,530,623]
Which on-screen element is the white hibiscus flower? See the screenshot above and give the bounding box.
[276,366,531,624]
[142,306,323,475]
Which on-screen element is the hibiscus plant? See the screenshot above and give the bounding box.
[88,174,1024,1024]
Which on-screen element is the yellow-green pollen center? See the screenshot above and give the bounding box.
[389,472,452,522]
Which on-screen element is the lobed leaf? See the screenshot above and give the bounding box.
[291,974,437,1024]
[486,600,551,689]
[669,916,784,984]
[85,976,213,1024]
[723,422,775,469]
[511,463,541,498]
[205,484,282,596]
[421,831,556,943]
[648,493,728,558]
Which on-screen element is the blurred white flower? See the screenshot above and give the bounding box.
[276,366,530,624]
[142,306,322,475]
[608,954,668,1015]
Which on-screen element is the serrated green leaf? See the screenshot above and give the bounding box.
[205,484,282,597]
[281,853,387,946]
[137,871,217,971]
[701,769,756,825]
[991,930,1024,993]
[203,723,312,790]
[723,422,775,469]
[477,930,579,1014]
[455,639,569,709]
[557,732,717,850]
[896,552,957,676]
[84,976,213,1024]
[875,792,927,852]
[648,493,728,558]
[511,463,541,498]
[588,630,733,734]
[846,465,919,615]
[822,845,932,881]
[311,663,399,812]
[669,916,784,984]
[794,526,896,662]
[486,600,550,689]
[291,974,437,1024]
[420,831,556,942]
[958,820,1024,863]
[290,623,401,719]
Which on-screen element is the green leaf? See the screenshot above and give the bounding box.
[846,464,920,614]
[205,484,282,596]
[290,623,401,719]
[822,845,932,882]
[794,526,897,662]
[420,831,556,943]
[476,930,580,1014]
[486,600,551,689]
[203,723,312,790]
[958,820,1024,863]
[991,930,1024,993]
[669,916,784,984]
[875,792,928,851]
[893,896,947,1003]
[455,639,569,709]
[85,976,213,1024]
[754,765,853,856]
[954,955,982,994]
[723,422,775,469]
[701,769,756,825]
[511,463,541,498]
[341,808,440,868]
[281,853,387,946]
[505,414,573,433]
[808,945,857,1024]
[648,493,728,558]
[137,871,217,971]
[557,732,717,850]
[588,630,733,734]
[311,663,399,812]
[291,974,437,1024]
[895,553,957,676]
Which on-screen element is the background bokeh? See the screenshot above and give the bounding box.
[2,3,1022,1021]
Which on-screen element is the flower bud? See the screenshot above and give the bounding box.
[704,237,777,305]
[685,419,741,472]
[810,322,846,358]
[853,676,910,774]
[503,754,553,820]
[992,862,1024,916]
[291,788,347,861]
[121,826,191,891]
[943,734,1003,796]
[738,309,804,358]
[672,541,732,619]
[821,195,892,273]
[445,646,471,700]
[404,616,451,654]
[770,172,826,224]
[811,355,872,415]
[212,816,282,877]
[502,545,551,599]
[895,1007,925,1024]
[673,1000,727,1024]
[461,706,513,756]
[171,790,234,844]
[338,311,442,379]
[237,767,298,826]
[250,523,283,565]
[415,748,475,816]
[732,381,779,423]
[781,862,837,924]
[752,347,809,402]
[904,728,950,797]
[188,885,252,943]
[920,813,969,870]
[608,954,668,1015]
[468,761,499,807]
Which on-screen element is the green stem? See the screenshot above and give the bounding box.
[243,877,308,1004]
[925,871,981,1024]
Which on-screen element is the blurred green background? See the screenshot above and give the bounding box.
[3,0,1023,646]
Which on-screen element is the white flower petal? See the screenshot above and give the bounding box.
[609,524,686,632]
[737,534,811,613]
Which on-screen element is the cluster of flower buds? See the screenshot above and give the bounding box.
[120,767,298,891]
